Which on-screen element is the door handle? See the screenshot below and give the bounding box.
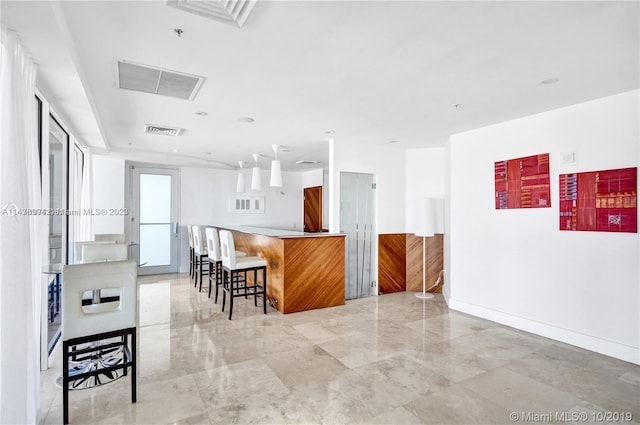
[172,222,178,235]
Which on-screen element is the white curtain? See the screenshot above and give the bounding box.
[0,31,42,424]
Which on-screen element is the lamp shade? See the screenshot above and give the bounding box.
[251,167,261,191]
[251,154,261,191]
[270,144,282,187]
[236,161,245,193]
[270,160,282,187]
[236,172,245,193]
[414,198,436,237]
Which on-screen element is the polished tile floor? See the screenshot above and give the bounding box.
[40,274,640,424]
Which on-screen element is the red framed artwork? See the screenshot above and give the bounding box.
[559,167,637,233]
[495,153,551,209]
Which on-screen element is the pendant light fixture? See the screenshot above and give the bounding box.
[236,161,246,193]
[270,144,282,187]
[251,153,261,191]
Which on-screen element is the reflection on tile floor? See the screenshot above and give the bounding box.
[40,274,640,424]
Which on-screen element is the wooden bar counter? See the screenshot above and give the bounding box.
[215,225,346,314]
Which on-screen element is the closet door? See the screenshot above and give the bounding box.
[340,172,375,300]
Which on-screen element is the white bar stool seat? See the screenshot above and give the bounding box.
[192,225,209,291]
[187,225,195,280]
[205,227,246,302]
[219,229,267,320]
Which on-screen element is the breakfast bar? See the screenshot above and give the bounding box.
[215,225,346,314]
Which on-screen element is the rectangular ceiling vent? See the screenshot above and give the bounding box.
[116,60,205,101]
[144,124,184,137]
[296,160,319,165]
[166,0,257,28]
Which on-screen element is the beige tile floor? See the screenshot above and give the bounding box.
[39,273,640,425]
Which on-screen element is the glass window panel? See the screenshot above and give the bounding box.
[140,224,171,266]
[140,174,171,223]
[49,117,66,265]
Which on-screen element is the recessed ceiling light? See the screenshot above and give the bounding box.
[195,111,208,116]
[173,148,179,153]
[454,104,462,109]
[540,78,560,85]
[389,140,398,144]
[203,151,212,155]
[282,148,291,153]
[237,117,255,123]
[324,130,335,135]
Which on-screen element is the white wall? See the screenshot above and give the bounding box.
[323,171,329,227]
[330,139,406,234]
[179,167,303,271]
[302,168,323,188]
[405,148,446,234]
[448,90,639,364]
[444,142,452,301]
[92,155,125,234]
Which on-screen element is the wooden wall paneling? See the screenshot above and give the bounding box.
[378,234,406,294]
[406,233,423,292]
[406,233,444,293]
[283,236,345,313]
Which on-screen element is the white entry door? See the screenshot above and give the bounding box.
[129,164,180,275]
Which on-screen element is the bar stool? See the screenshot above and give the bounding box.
[219,230,268,320]
[205,227,246,302]
[192,225,208,291]
[187,225,195,280]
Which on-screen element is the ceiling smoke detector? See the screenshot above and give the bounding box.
[540,78,560,85]
[116,60,205,101]
[144,124,184,137]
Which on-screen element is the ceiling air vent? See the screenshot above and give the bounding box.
[144,124,184,137]
[296,160,319,165]
[116,60,205,101]
[166,0,257,28]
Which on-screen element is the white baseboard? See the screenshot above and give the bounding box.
[448,298,640,365]
[442,285,451,307]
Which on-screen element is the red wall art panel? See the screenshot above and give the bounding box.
[495,153,551,209]
[559,167,637,233]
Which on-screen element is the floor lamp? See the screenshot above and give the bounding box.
[415,197,435,299]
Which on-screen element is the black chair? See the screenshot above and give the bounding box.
[61,260,137,424]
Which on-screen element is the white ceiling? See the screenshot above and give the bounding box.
[2,1,638,171]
